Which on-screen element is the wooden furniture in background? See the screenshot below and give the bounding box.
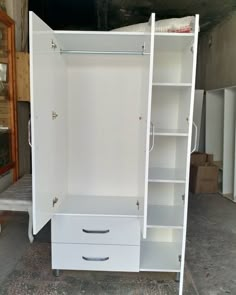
[16,52,30,102]
[0,174,33,242]
[0,9,18,181]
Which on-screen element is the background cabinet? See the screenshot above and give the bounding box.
[206,87,236,201]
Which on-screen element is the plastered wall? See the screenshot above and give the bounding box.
[197,12,236,90]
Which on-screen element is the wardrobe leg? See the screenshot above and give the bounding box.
[53,269,60,277]
[175,272,180,282]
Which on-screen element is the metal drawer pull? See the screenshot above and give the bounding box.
[82,256,109,262]
[82,229,110,234]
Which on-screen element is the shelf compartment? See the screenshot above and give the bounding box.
[147,205,184,229]
[150,128,188,137]
[153,34,194,84]
[151,86,191,131]
[154,33,194,52]
[148,168,186,183]
[148,183,185,206]
[55,195,143,217]
[55,31,151,55]
[140,241,181,272]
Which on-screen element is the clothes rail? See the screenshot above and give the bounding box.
[60,49,150,56]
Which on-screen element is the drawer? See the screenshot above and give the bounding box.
[52,216,140,245]
[52,243,140,272]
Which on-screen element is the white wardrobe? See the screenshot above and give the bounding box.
[29,12,199,295]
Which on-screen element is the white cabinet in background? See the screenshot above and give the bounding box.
[29,12,199,295]
[206,87,236,201]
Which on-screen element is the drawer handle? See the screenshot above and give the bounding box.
[82,256,109,262]
[82,229,110,234]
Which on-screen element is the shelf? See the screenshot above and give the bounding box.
[152,82,192,87]
[150,128,188,137]
[155,32,194,37]
[0,95,8,101]
[148,168,186,183]
[147,205,183,229]
[56,195,143,217]
[140,241,181,272]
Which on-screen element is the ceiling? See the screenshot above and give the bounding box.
[29,0,236,32]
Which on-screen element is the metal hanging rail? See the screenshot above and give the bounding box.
[60,49,150,56]
[59,42,149,56]
[51,40,150,56]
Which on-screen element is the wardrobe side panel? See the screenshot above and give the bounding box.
[205,91,224,161]
[223,89,236,195]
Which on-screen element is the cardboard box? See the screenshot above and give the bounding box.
[191,152,214,166]
[191,152,207,166]
[190,164,219,194]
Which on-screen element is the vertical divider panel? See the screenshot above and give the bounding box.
[142,13,155,239]
[179,15,199,295]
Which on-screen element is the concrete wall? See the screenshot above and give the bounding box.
[197,12,236,90]
[6,0,28,51]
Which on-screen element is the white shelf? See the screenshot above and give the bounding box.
[155,32,194,37]
[151,128,188,137]
[152,82,192,87]
[55,195,143,217]
[147,205,183,229]
[148,168,186,183]
[140,241,181,272]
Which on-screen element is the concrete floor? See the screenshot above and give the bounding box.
[0,193,235,294]
[186,193,236,294]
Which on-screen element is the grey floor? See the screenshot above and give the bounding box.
[0,193,235,294]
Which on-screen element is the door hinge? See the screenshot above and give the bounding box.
[136,200,140,210]
[53,197,58,207]
[190,45,194,54]
[52,111,58,120]
[182,194,185,202]
[178,255,182,263]
[51,40,57,50]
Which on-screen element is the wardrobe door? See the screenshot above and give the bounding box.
[29,12,67,234]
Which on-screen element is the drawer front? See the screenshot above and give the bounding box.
[52,216,140,245]
[52,243,140,272]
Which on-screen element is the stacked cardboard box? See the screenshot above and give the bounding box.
[189,152,219,194]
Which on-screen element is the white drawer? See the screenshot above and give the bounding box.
[52,216,140,245]
[52,243,140,272]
